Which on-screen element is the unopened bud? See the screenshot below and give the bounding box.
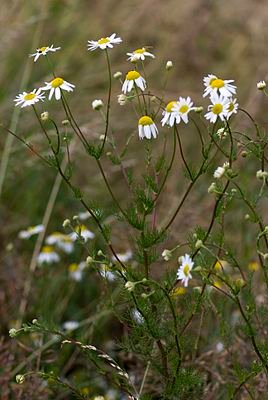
[162,249,172,261]
[9,328,18,338]
[62,219,71,228]
[41,111,49,121]
[125,281,136,292]
[16,374,25,384]
[92,99,104,111]
[113,71,122,80]
[257,80,266,90]
[166,60,173,71]
[193,106,203,113]
[86,256,94,265]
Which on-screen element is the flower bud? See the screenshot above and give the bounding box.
[195,240,203,249]
[125,281,136,292]
[113,71,122,80]
[256,170,268,180]
[162,249,172,261]
[257,80,266,90]
[166,60,173,70]
[62,119,70,126]
[9,328,18,338]
[117,94,127,106]
[86,256,94,265]
[62,219,71,228]
[16,374,25,384]
[41,111,49,121]
[208,182,217,194]
[193,106,203,113]
[92,99,104,110]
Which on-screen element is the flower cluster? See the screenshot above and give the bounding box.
[203,74,238,123]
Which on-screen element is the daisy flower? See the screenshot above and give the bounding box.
[30,45,61,62]
[161,101,180,127]
[42,77,75,100]
[205,93,229,123]
[14,89,45,108]
[68,262,87,281]
[226,98,239,118]
[18,224,44,239]
[177,253,194,287]
[122,70,146,93]
[203,73,236,98]
[37,246,60,266]
[87,33,122,51]
[127,47,155,62]
[172,96,194,124]
[69,225,95,242]
[138,116,158,140]
[46,232,74,253]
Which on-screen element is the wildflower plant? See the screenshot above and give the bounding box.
[4,32,268,399]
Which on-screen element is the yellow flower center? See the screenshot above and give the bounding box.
[179,105,189,114]
[210,78,225,89]
[24,93,36,101]
[134,48,146,54]
[51,77,64,88]
[38,46,48,53]
[98,37,109,45]
[69,263,79,272]
[183,264,190,276]
[42,246,54,253]
[165,101,176,113]
[126,70,141,81]
[139,116,153,126]
[228,102,234,112]
[212,103,223,115]
[248,261,259,272]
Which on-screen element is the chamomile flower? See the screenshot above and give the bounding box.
[30,45,61,62]
[122,71,146,93]
[46,232,74,254]
[42,77,75,100]
[37,246,60,266]
[226,98,239,118]
[205,93,230,123]
[138,116,158,140]
[172,96,194,124]
[14,89,45,108]
[127,47,155,62]
[68,262,87,281]
[203,74,236,98]
[177,253,194,287]
[87,33,122,51]
[69,225,95,242]
[18,224,44,239]
[161,101,180,127]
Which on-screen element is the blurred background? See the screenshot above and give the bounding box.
[0,0,268,398]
